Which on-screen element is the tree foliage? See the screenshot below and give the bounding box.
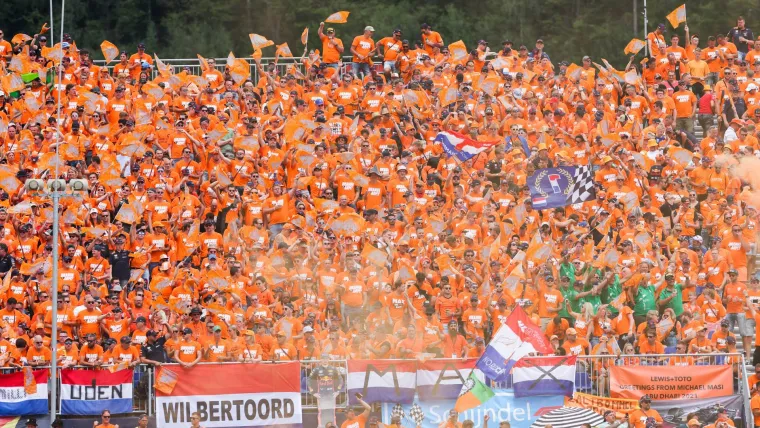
[3,0,758,67]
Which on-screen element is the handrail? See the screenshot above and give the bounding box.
[740,356,753,425]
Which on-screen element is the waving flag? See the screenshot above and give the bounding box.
[624,39,646,55]
[513,356,577,397]
[666,4,687,28]
[276,43,293,58]
[0,370,48,416]
[325,11,350,23]
[435,131,499,162]
[301,28,309,45]
[248,33,274,50]
[454,371,495,412]
[476,306,552,382]
[448,40,468,62]
[528,166,596,210]
[347,360,416,405]
[100,40,119,63]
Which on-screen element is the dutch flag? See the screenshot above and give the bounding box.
[434,131,500,162]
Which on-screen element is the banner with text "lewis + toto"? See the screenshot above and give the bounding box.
[156,363,302,428]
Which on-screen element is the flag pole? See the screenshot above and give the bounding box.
[50,0,65,419]
[643,0,648,56]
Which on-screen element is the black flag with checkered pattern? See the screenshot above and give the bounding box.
[566,165,596,205]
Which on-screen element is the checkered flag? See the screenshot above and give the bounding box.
[408,403,425,425]
[566,165,596,205]
[392,403,405,420]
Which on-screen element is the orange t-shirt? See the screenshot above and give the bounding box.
[176,340,202,363]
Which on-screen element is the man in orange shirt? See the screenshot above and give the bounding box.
[562,328,590,356]
[78,333,104,367]
[629,395,663,428]
[26,335,51,367]
[420,23,443,55]
[76,296,103,340]
[128,43,153,80]
[174,327,202,368]
[318,23,345,70]
[673,80,697,133]
[350,26,376,79]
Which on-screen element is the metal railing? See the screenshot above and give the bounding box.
[91,56,357,85]
[18,354,753,417]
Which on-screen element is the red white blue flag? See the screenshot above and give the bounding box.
[0,370,48,416]
[347,360,416,405]
[435,131,499,161]
[513,356,577,397]
[60,369,133,415]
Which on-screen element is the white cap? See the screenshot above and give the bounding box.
[303,326,314,333]
[89,208,98,214]
[364,26,375,32]
[749,83,759,91]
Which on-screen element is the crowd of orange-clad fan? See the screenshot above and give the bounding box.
[0,18,759,398]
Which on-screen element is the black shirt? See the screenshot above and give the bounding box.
[728,27,754,53]
[140,337,167,363]
[109,249,131,280]
[0,255,14,274]
[308,365,343,394]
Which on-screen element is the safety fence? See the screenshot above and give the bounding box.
[21,353,753,418]
[92,56,362,85]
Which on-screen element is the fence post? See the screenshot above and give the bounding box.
[148,365,154,416]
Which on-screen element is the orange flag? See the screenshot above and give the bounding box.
[301,28,309,45]
[566,63,582,81]
[155,367,179,394]
[448,40,468,62]
[1,74,24,94]
[249,34,274,50]
[328,213,365,235]
[666,4,686,29]
[23,367,37,395]
[100,40,119,63]
[197,54,209,71]
[623,39,646,55]
[11,34,31,45]
[154,54,170,75]
[251,47,262,60]
[624,69,640,85]
[42,45,63,64]
[325,11,350,23]
[362,243,388,267]
[276,43,293,58]
[438,86,458,106]
[109,361,130,373]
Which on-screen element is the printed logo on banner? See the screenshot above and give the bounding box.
[382,391,564,428]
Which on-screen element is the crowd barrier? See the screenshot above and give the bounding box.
[18,354,754,420]
[92,56,363,84]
